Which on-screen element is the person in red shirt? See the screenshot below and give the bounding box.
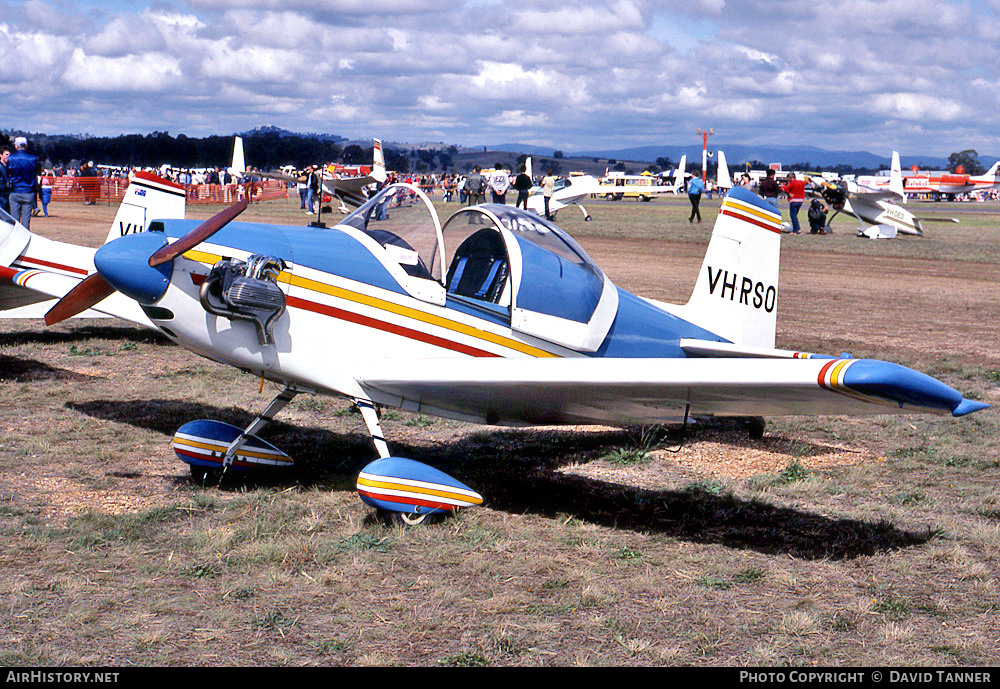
[782,173,807,234]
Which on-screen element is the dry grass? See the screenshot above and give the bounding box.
[0,195,998,666]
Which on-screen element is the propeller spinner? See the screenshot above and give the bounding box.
[44,197,249,326]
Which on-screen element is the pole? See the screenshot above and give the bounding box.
[697,128,714,183]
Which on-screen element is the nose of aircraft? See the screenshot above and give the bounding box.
[94,232,173,304]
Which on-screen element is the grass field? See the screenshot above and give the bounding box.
[1,193,998,666]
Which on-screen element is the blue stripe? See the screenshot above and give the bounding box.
[725,185,781,217]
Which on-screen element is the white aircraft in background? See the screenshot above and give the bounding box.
[522,156,601,220]
[716,151,732,192]
[817,152,957,238]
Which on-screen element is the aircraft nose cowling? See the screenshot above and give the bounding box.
[94,232,173,304]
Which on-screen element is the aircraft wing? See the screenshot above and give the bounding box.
[0,264,152,326]
[357,357,985,426]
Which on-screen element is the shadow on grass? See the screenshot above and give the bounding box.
[67,398,933,560]
[0,355,98,382]
[0,324,170,347]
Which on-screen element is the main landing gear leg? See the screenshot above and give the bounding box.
[354,398,390,459]
[218,384,300,481]
[576,204,592,221]
[353,399,436,526]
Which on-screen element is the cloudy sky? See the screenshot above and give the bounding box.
[1,0,998,156]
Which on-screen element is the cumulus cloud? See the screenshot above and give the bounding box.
[0,0,995,156]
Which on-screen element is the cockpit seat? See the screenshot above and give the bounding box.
[445,228,509,304]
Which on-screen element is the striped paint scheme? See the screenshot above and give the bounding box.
[816,358,892,408]
[357,457,483,514]
[0,266,44,288]
[182,247,561,359]
[171,420,293,471]
[719,196,783,234]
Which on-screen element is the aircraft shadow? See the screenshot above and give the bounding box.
[66,399,932,560]
[0,354,98,382]
[0,324,169,347]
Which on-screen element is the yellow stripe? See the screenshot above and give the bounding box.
[173,436,291,463]
[182,248,558,358]
[829,360,851,388]
[722,199,782,227]
[357,476,483,504]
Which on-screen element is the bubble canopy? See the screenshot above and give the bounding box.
[338,184,618,352]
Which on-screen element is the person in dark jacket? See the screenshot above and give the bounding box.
[513,165,532,209]
[8,137,40,227]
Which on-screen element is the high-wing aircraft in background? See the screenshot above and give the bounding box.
[853,159,1000,200]
[896,161,1000,199]
[0,177,988,524]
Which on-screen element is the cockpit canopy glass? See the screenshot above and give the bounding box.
[339,184,444,283]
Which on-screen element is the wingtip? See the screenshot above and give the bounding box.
[952,399,990,417]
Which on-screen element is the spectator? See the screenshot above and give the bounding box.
[541,170,557,220]
[687,175,705,223]
[513,165,532,209]
[465,166,484,205]
[39,171,53,218]
[7,137,40,228]
[782,172,806,234]
[759,169,781,208]
[0,146,10,214]
[489,163,510,204]
[79,161,100,205]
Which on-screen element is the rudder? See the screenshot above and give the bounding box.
[104,172,186,245]
[679,186,782,348]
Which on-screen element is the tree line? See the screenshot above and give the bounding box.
[0,130,414,172]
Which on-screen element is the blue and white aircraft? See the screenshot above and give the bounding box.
[0,174,989,524]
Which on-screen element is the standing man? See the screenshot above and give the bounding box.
[541,170,557,220]
[781,172,806,234]
[465,166,484,206]
[687,174,705,223]
[489,163,510,204]
[513,164,532,209]
[8,137,39,228]
[759,169,781,209]
[0,146,11,214]
[306,165,320,214]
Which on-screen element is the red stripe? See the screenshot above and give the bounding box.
[0,265,17,282]
[720,208,782,234]
[817,360,836,389]
[357,489,457,512]
[173,447,289,469]
[132,171,186,192]
[18,256,89,276]
[285,294,500,358]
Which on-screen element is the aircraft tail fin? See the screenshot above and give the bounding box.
[717,150,732,189]
[982,160,1000,178]
[678,186,782,348]
[371,138,387,183]
[526,156,533,179]
[230,136,246,176]
[103,172,186,245]
[674,155,687,186]
[888,151,905,200]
